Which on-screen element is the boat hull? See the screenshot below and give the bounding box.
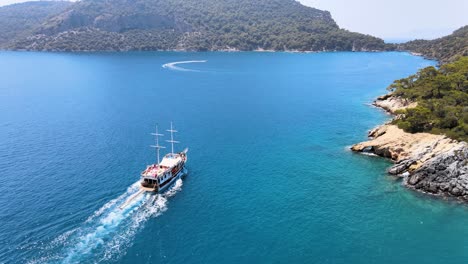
[158,167,188,193]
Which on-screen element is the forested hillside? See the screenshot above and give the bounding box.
[388,57,468,141]
[0,1,72,47]
[399,26,468,63]
[1,0,389,51]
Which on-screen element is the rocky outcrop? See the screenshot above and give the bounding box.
[352,95,468,201]
[351,125,459,164]
[406,144,468,198]
[372,94,417,114]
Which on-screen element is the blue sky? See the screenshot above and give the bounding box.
[300,0,468,40]
[1,0,467,40]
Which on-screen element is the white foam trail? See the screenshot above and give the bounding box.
[85,181,140,223]
[31,180,184,264]
[162,60,207,72]
[62,191,148,263]
[165,179,183,197]
[100,194,169,262]
[360,152,379,157]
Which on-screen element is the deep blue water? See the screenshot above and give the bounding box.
[2,51,467,264]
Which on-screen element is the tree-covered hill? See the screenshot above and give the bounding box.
[0,1,72,47]
[1,0,389,52]
[388,56,468,141]
[399,26,468,64]
[391,27,468,141]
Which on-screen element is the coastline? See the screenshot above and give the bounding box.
[351,95,468,201]
[0,45,390,53]
[0,48,387,53]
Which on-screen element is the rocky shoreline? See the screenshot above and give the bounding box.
[352,95,468,201]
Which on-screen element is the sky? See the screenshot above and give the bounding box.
[0,0,39,6]
[0,0,467,40]
[299,0,468,40]
[0,0,75,6]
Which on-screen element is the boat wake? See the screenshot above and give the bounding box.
[162,60,207,72]
[28,179,183,264]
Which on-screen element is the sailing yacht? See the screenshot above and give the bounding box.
[140,122,188,192]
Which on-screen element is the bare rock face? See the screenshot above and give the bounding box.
[351,125,458,163]
[352,94,468,201]
[405,143,468,198]
[373,94,418,114]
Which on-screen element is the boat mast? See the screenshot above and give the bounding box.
[150,125,165,163]
[166,121,179,154]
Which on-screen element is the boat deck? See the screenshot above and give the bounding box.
[142,164,168,178]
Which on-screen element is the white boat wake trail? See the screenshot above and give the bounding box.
[162,60,207,72]
[28,180,184,264]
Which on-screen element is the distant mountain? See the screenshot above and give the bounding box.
[0,0,389,52]
[0,1,72,47]
[399,26,468,63]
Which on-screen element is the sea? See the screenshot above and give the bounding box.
[2,51,468,264]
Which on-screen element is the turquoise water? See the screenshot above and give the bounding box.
[2,51,467,264]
